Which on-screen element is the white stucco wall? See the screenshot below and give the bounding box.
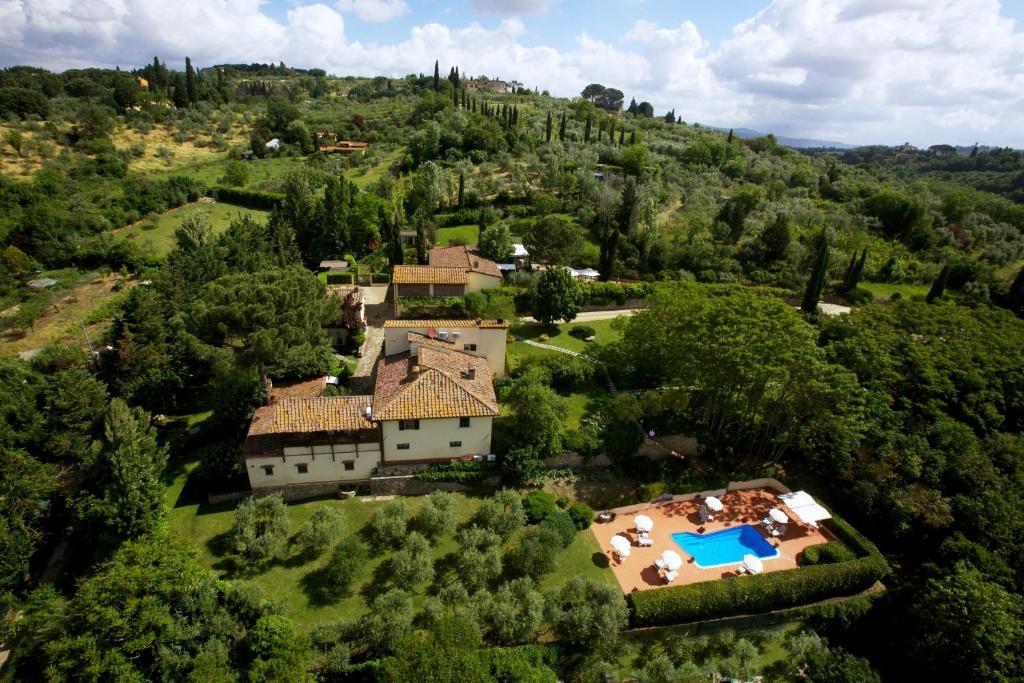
[246,441,381,489]
[380,416,493,463]
[467,272,501,293]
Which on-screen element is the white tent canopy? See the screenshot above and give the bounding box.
[634,515,654,533]
[742,554,764,574]
[768,508,790,524]
[778,491,832,525]
[610,535,632,557]
[704,496,724,512]
[661,550,683,571]
[788,503,832,525]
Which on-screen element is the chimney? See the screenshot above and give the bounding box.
[463,368,476,380]
[411,365,421,375]
[364,405,372,419]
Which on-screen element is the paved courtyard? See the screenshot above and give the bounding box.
[590,487,831,592]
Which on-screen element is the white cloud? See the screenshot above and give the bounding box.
[470,0,549,16]
[335,0,408,23]
[0,0,1022,146]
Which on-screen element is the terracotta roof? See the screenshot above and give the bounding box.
[428,246,503,278]
[270,377,327,403]
[372,347,498,421]
[248,396,375,436]
[408,331,456,351]
[383,319,509,329]
[392,265,468,285]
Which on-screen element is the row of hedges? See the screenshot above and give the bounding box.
[396,296,467,319]
[413,460,495,484]
[580,281,655,305]
[629,509,888,626]
[370,272,390,284]
[210,186,285,210]
[326,272,355,285]
[799,542,857,566]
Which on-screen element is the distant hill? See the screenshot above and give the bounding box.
[719,127,859,150]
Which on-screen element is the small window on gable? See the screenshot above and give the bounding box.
[449,440,462,448]
[343,461,355,471]
[463,343,477,351]
[296,463,308,474]
[262,465,274,476]
[397,443,410,450]
[459,417,470,428]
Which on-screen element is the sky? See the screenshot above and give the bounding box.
[2,0,1024,147]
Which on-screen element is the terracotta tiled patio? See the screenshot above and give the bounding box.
[590,487,831,593]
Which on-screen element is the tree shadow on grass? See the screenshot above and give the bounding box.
[300,565,352,607]
[357,560,395,603]
[591,551,610,569]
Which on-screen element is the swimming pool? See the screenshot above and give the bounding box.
[671,525,779,569]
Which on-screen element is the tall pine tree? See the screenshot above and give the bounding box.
[801,231,830,314]
[558,111,567,141]
[927,265,950,303]
[433,60,440,90]
[584,113,593,143]
[545,111,552,143]
[185,56,198,106]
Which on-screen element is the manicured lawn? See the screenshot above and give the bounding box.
[436,224,480,246]
[514,318,625,354]
[164,462,615,630]
[117,202,270,257]
[859,281,930,302]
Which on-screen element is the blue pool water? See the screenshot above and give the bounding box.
[671,525,779,568]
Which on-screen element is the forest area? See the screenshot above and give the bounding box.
[0,55,1023,683]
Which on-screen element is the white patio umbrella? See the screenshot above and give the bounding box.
[661,550,684,571]
[705,496,724,512]
[610,535,632,558]
[634,515,654,533]
[769,508,790,524]
[742,554,764,574]
[778,490,816,508]
[788,502,832,525]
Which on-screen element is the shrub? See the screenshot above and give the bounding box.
[231,494,289,565]
[801,542,857,566]
[506,526,562,578]
[322,535,369,595]
[371,272,390,284]
[291,506,345,560]
[540,510,576,548]
[569,325,596,340]
[537,355,597,392]
[537,333,549,343]
[568,503,595,530]
[368,499,408,548]
[473,489,525,540]
[212,186,284,210]
[523,490,558,524]
[326,272,354,285]
[413,491,457,538]
[413,460,492,484]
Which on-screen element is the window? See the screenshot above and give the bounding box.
[397,443,410,450]
[261,465,274,476]
[463,343,477,351]
[296,463,308,474]
[343,461,355,471]
[398,419,420,431]
[459,417,471,428]
[449,441,462,448]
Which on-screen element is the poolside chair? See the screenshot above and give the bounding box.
[638,536,654,547]
[654,558,666,570]
[663,570,679,583]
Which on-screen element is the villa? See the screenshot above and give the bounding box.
[390,246,502,301]
[240,319,506,490]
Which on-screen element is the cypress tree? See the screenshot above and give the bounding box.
[545,111,552,143]
[185,56,198,106]
[454,66,460,88]
[433,60,440,90]
[841,251,858,290]
[462,89,467,109]
[558,112,567,141]
[513,105,518,125]
[609,118,615,142]
[597,119,604,143]
[926,265,950,303]
[801,232,830,314]
[619,129,625,145]
[453,87,459,108]
[584,113,593,143]
[727,128,734,143]
[458,173,465,208]
[843,248,867,292]
[629,130,636,145]
[150,56,159,93]
[1008,266,1024,314]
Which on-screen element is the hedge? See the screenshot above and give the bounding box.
[629,509,888,626]
[413,460,494,484]
[210,186,285,210]
[370,272,390,284]
[326,272,355,285]
[800,541,857,566]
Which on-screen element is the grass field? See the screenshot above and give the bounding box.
[117,201,270,257]
[436,224,480,246]
[344,147,403,188]
[859,281,930,302]
[164,460,615,630]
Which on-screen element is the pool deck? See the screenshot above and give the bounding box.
[590,487,830,592]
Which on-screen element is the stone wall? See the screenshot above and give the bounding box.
[580,299,646,313]
[542,452,612,469]
[367,475,480,496]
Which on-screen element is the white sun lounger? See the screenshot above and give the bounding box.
[637,536,654,547]
[654,558,666,569]
[663,570,679,583]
